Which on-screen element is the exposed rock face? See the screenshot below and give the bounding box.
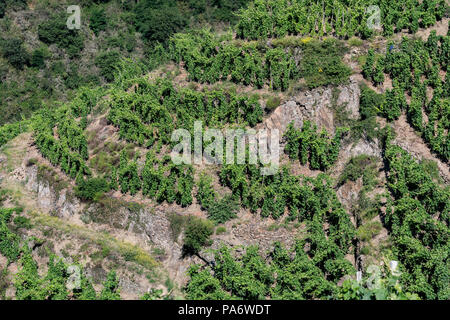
[20,162,190,285]
[85,203,190,284]
[23,165,82,218]
[261,78,360,135]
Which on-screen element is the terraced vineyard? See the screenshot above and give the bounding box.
[0,0,448,302]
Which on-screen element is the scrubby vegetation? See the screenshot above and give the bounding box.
[0,0,448,302]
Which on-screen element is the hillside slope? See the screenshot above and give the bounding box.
[0,1,448,301]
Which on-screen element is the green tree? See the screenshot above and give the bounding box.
[183,217,214,256]
[90,7,107,36]
[0,38,30,69]
[134,2,187,43]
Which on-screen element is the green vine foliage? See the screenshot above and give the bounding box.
[186,241,354,300]
[0,208,22,263]
[384,144,449,299]
[284,121,348,170]
[141,152,194,207]
[373,34,449,161]
[235,0,448,40]
[169,30,297,90]
[14,248,118,300]
[0,120,30,148]
[107,78,263,148]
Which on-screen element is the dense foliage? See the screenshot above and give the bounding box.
[14,248,121,300]
[0,0,448,301]
[363,34,449,160]
[38,13,85,57]
[186,241,353,299]
[107,78,263,147]
[236,0,448,40]
[284,121,347,170]
[0,208,22,263]
[183,216,214,256]
[170,30,350,90]
[383,143,449,299]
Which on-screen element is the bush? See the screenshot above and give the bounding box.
[207,195,239,224]
[99,270,121,300]
[215,226,227,235]
[134,2,187,43]
[13,216,31,229]
[265,96,281,112]
[167,212,188,242]
[210,0,251,22]
[0,2,5,18]
[301,39,351,89]
[38,14,84,57]
[183,216,214,256]
[0,208,21,262]
[75,177,111,201]
[30,48,46,69]
[357,221,382,242]
[338,155,378,187]
[0,38,30,69]
[361,83,381,112]
[95,51,121,82]
[90,7,107,36]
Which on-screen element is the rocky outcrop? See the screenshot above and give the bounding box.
[84,202,190,284]
[22,165,82,218]
[261,78,360,135]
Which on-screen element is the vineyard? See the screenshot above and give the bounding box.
[169,29,351,90]
[0,0,448,302]
[362,32,449,161]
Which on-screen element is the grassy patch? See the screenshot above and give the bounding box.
[29,211,158,270]
[357,221,382,242]
[215,226,227,235]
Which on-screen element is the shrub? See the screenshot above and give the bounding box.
[215,226,227,235]
[99,270,121,300]
[338,155,378,187]
[90,7,107,36]
[183,216,214,255]
[0,38,30,69]
[13,216,31,229]
[265,96,281,112]
[95,51,121,82]
[168,212,188,242]
[0,208,21,262]
[358,84,384,125]
[207,195,239,223]
[30,48,46,69]
[357,221,382,242]
[26,158,38,167]
[301,39,351,89]
[75,177,111,201]
[134,2,187,43]
[38,14,84,57]
[0,2,5,18]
